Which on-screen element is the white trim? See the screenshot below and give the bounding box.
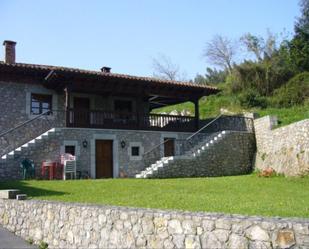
[90,134,118,179]
[160,133,179,157]
[128,142,144,161]
[26,87,58,119]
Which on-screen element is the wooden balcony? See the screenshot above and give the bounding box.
[66,109,196,132]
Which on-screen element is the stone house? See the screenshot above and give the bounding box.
[0,40,255,180]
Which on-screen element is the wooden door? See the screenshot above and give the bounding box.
[96,140,113,178]
[164,138,175,157]
[73,97,90,127]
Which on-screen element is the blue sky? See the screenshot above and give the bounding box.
[0,0,300,79]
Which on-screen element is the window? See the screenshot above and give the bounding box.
[128,142,143,160]
[65,145,75,156]
[31,93,52,115]
[114,100,133,113]
[131,146,140,156]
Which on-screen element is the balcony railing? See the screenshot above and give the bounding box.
[66,109,196,132]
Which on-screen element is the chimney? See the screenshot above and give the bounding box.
[3,40,17,64]
[101,66,111,73]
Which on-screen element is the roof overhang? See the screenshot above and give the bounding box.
[0,62,220,109]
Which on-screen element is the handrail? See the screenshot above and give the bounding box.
[142,114,223,157]
[0,110,52,138]
[185,114,223,140]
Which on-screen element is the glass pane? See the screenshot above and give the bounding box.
[32,102,40,108]
[131,146,140,156]
[31,108,40,114]
[42,103,50,108]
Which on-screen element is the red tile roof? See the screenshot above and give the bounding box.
[0,61,219,92]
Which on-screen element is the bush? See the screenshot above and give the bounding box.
[271,72,309,107]
[239,89,268,108]
[228,55,295,96]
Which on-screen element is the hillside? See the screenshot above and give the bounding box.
[155,85,309,127]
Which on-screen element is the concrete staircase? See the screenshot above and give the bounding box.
[0,128,60,163]
[135,131,227,178]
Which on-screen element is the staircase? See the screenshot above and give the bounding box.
[135,131,227,178]
[0,128,61,163]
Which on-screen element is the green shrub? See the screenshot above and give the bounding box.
[239,89,268,108]
[271,72,309,107]
[228,56,295,96]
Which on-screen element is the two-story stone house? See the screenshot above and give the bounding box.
[0,41,256,180]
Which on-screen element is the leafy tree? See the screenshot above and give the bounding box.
[194,68,227,85]
[272,72,309,107]
[295,0,309,34]
[289,0,309,71]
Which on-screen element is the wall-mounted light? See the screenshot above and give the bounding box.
[120,141,126,148]
[82,140,88,148]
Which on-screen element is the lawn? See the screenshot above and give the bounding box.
[1,175,308,218]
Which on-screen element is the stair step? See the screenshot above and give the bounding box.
[136,131,228,178]
[0,189,20,199]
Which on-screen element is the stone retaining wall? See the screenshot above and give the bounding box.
[254,116,309,176]
[0,199,308,249]
[149,131,256,178]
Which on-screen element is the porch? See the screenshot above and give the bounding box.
[65,109,197,132]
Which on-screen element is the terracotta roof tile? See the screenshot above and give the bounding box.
[0,61,218,91]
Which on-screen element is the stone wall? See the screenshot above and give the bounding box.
[0,199,308,249]
[0,81,148,156]
[0,81,65,156]
[0,128,193,180]
[149,131,256,178]
[200,115,254,133]
[254,116,309,176]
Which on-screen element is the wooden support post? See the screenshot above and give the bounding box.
[194,98,200,131]
[64,86,71,127]
[136,97,143,129]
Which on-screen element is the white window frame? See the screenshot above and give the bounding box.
[128,142,144,161]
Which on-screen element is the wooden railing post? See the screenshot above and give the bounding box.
[64,86,71,127]
[193,98,200,131]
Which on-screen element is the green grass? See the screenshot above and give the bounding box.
[155,94,309,127]
[1,175,309,218]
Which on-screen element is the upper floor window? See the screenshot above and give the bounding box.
[31,93,52,115]
[114,100,133,113]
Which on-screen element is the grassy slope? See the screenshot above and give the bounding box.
[155,90,309,127]
[1,175,309,218]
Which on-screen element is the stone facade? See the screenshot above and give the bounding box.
[254,116,309,176]
[0,80,257,180]
[0,81,149,156]
[0,81,65,156]
[0,128,193,179]
[148,131,256,178]
[0,199,308,249]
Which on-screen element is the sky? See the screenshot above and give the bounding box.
[0,0,301,79]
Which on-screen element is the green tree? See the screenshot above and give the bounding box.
[194,68,227,85]
[289,0,309,71]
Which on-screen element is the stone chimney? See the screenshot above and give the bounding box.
[101,66,111,73]
[3,40,17,64]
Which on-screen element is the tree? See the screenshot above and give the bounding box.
[152,54,185,81]
[203,35,237,74]
[289,0,309,71]
[295,0,309,34]
[240,31,277,62]
[194,68,227,85]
